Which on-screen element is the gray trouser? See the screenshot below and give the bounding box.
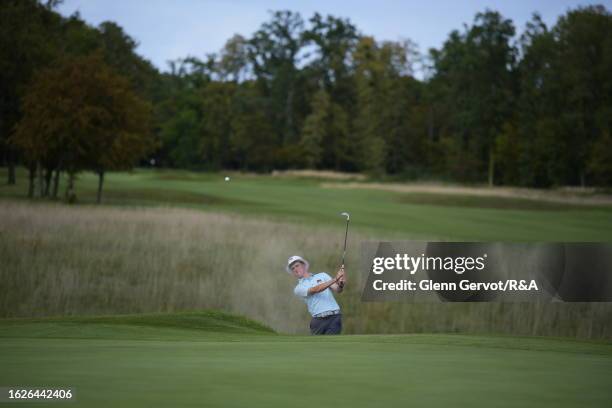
[309,314,342,335]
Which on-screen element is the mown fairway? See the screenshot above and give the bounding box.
[2,168,612,241]
[1,313,611,408]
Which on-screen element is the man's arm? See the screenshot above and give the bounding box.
[307,276,340,295]
[308,269,345,295]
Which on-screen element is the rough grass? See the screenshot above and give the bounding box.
[271,169,368,180]
[1,200,611,338]
[324,181,612,205]
[0,200,364,333]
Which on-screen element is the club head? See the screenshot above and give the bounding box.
[340,212,350,221]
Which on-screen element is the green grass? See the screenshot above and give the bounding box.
[3,169,610,406]
[1,312,611,408]
[2,167,612,241]
[395,192,610,211]
[0,311,275,339]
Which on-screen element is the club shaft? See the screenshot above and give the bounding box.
[341,219,349,265]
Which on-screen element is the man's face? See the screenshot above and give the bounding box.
[290,261,307,278]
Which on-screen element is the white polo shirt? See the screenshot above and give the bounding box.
[294,272,340,317]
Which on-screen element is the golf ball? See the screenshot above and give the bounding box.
[225,176,230,182]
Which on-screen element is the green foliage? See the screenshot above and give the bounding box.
[98,21,159,100]
[4,4,612,188]
[200,82,236,169]
[230,83,277,171]
[494,122,520,185]
[12,53,153,200]
[161,109,201,168]
[588,130,612,185]
[248,11,306,146]
[217,34,249,82]
[0,0,63,183]
[515,7,612,187]
[429,10,517,184]
[301,89,349,169]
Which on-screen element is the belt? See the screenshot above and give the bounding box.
[313,310,341,318]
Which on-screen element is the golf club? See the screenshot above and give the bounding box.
[340,212,350,287]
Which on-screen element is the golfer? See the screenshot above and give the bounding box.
[287,255,346,335]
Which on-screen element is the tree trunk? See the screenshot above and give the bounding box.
[27,164,35,198]
[65,172,76,204]
[488,147,495,187]
[7,149,16,185]
[96,170,104,204]
[52,168,60,199]
[44,167,53,197]
[37,161,44,198]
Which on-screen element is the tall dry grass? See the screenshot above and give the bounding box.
[0,200,355,333]
[1,200,610,338]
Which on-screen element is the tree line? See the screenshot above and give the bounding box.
[1,0,158,202]
[1,1,611,203]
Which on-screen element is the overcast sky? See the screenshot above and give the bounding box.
[57,0,608,73]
